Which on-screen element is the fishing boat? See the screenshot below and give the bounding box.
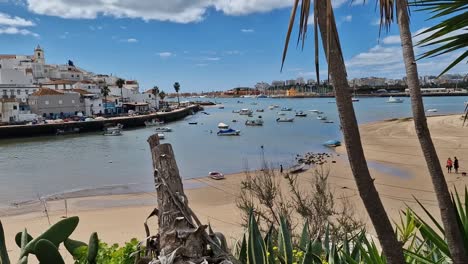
[276,117,294,122]
[295,111,307,117]
[239,109,253,115]
[218,122,229,129]
[145,119,164,127]
[103,130,122,136]
[56,127,80,135]
[155,127,172,132]
[387,96,404,103]
[256,109,264,112]
[281,107,293,111]
[245,119,264,126]
[209,171,225,180]
[217,128,241,136]
[317,116,327,120]
[157,133,165,139]
[288,163,306,174]
[427,108,438,112]
[324,140,341,147]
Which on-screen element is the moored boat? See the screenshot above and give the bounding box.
[427,108,438,112]
[209,171,225,180]
[155,127,172,132]
[218,122,229,129]
[324,140,341,147]
[276,117,294,122]
[317,116,327,120]
[288,163,306,174]
[281,107,292,111]
[239,109,253,115]
[217,128,241,136]
[103,130,122,136]
[387,96,404,103]
[256,109,264,112]
[157,133,165,139]
[145,119,164,127]
[295,111,307,117]
[245,119,264,126]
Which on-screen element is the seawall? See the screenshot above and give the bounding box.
[0,105,201,139]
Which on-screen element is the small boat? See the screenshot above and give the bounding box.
[295,111,307,117]
[209,171,225,180]
[217,128,241,136]
[256,94,268,98]
[232,119,238,122]
[201,111,210,115]
[276,117,294,122]
[239,109,253,115]
[256,109,264,112]
[232,110,240,113]
[245,119,264,126]
[281,107,293,111]
[309,110,320,113]
[273,105,280,108]
[103,130,122,136]
[427,109,438,112]
[218,106,225,109]
[248,113,253,117]
[188,122,198,125]
[155,127,172,132]
[352,98,360,102]
[145,120,164,127]
[157,133,165,139]
[317,116,327,120]
[218,122,229,129]
[278,112,286,116]
[387,96,404,103]
[323,120,334,123]
[56,127,80,135]
[268,105,275,110]
[288,163,306,174]
[324,140,341,147]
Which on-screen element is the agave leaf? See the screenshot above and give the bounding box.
[34,239,65,264]
[0,220,10,264]
[238,234,247,264]
[248,212,266,264]
[299,220,309,251]
[302,240,322,264]
[278,216,293,264]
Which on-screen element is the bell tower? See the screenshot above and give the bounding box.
[34,45,45,64]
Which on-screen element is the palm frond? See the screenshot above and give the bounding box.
[410,0,468,76]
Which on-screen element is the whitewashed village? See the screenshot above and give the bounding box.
[0,45,160,124]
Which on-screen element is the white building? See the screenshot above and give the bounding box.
[0,98,19,123]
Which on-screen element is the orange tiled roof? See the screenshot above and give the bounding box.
[0,55,16,59]
[42,80,76,85]
[31,88,64,96]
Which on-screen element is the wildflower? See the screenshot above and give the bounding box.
[267,252,271,256]
[293,249,297,253]
[273,246,278,251]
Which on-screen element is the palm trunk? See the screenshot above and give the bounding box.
[316,1,405,263]
[395,1,468,262]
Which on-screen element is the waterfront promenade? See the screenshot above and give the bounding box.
[0,105,200,139]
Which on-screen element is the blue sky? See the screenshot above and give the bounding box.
[0,0,466,92]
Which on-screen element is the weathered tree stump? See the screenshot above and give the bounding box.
[147,134,235,264]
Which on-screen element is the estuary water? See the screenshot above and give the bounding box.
[0,96,465,205]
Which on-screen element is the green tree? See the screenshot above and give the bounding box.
[173,82,181,107]
[115,78,125,110]
[101,85,110,115]
[376,0,468,262]
[159,90,166,109]
[282,1,406,263]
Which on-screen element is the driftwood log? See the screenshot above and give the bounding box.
[145,134,236,264]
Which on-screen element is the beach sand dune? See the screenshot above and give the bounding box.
[2,114,467,262]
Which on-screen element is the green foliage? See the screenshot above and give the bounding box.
[34,239,65,264]
[15,230,33,248]
[0,220,10,264]
[73,239,140,264]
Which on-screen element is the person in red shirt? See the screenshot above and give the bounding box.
[446,158,453,173]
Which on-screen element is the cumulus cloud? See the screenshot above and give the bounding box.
[241,28,254,33]
[0,12,39,37]
[202,57,220,61]
[158,52,173,58]
[343,15,352,22]
[0,26,39,37]
[346,27,468,78]
[25,0,349,23]
[125,38,137,43]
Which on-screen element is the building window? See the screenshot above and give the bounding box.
[45,100,49,105]
[13,105,17,110]
[2,90,7,96]
[10,89,14,96]
[58,100,63,105]
[71,74,74,78]
[25,90,29,95]
[17,89,21,95]
[71,99,75,104]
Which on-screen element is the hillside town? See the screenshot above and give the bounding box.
[0,45,159,124]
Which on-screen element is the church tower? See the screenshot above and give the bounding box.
[34,45,45,64]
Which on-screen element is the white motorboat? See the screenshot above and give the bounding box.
[295,111,307,117]
[155,127,172,132]
[387,96,404,103]
[427,109,438,112]
[157,133,165,139]
[239,109,253,115]
[281,107,293,111]
[103,130,122,136]
[245,119,264,126]
[209,171,225,180]
[145,119,164,127]
[268,105,275,110]
[276,117,294,122]
[317,116,327,120]
[218,122,229,129]
[217,128,241,136]
[309,110,320,113]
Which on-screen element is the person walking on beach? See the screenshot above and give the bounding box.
[280,164,283,174]
[446,157,453,173]
[454,157,459,174]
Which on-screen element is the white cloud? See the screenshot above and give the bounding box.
[224,50,243,55]
[25,0,349,23]
[158,52,173,58]
[351,0,366,6]
[307,14,314,25]
[0,26,39,37]
[0,12,35,27]
[381,35,400,45]
[125,38,137,43]
[202,57,220,61]
[241,28,254,33]
[195,63,208,67]
[346,27,468,78]
[343,15,352,22]
[371,18,381,26]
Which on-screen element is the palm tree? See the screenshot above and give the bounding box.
[377,0,468,261]
[115,78,125,111]
[152,86,159,110]
[282,1,405,263]
[173,82,181,107]
[159,90,166,109]
[101,85,110,115]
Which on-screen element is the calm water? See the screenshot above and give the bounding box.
[0,96,465,204]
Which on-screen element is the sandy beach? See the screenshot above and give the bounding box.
[2,114,467,262]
